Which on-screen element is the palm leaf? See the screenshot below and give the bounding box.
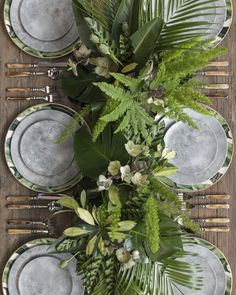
[75,0,121,31]
[116,253,203,295]
[138,0,225,48]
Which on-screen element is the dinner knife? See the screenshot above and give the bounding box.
[200,226,230,232]
[182,203,230,210]
[208,61,229,67]
[6,62,68,68]
[185,194,231,201]
[6,194,64,202]
[198,71,229,76]
[7,229,53,235]
[202,84,229,90]
[193,218,230,223]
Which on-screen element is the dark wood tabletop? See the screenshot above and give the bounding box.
[0,1,236,294]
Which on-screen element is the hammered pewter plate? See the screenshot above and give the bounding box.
[173,238,232,295]
[2,239,84,295]
[163,108,233,192]
[4,0,80,58]
[5,104,81,193]
[183,0,232,46]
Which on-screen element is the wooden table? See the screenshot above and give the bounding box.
[0,1,236,294]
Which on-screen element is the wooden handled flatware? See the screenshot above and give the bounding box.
[7,201,63,212]
[198,71,229,76]
[7,218,53,227]
[208,61,229,67]
[185,194,230,201]
[6,86,56,94]
[181,202,230,210]
[7,229,57,235]
[207,93,229,99]
[193,218,230,224]
[6,94,60,102]
[200,226,230,233]
[6,194,64,202]
[6,62,68,68]
[202,84,229,90]
[6,68,63,79]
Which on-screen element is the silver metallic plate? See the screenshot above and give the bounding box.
[174,243,226,295]
[10,109,79,187]
[10,0,79,52]
[164,109,227,185]
[8,245,84,295]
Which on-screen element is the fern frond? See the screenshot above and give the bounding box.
[92,98,118,142]
[56,105,91,144]
[94,82,132,101]
[111,72,142,92]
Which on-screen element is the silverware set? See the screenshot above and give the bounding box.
[5,62,66,102]
[178,193,231,233]
[198,60,229,99]
[6,194,65,236]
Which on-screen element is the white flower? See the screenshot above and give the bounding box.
[147,97,154,104]
[116,248,131,263]
[132,250,140,261]
[73,44,91,60]
[131,172,149,186]
[120,165,132,183]
[108,161,121,176]
[116,248,136,270]
[122,259,136,270]
[161,148,177,160]
[125,141,143,157]
[97,175,113,191]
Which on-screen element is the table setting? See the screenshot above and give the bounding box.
[0,0,235,294]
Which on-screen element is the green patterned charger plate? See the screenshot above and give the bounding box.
[2,238,84,295]
[3,0,80,58]
[178,237,232,295]
[5,103,81,193]
[162,107,234,192]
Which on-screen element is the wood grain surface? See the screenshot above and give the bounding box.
[0,1,236,294]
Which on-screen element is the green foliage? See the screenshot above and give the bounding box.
[61,66,105,102]
[94,75,154,142]
[56,105,90,144]
[92,98,118,141]
[115,253,202,295]
[130,17,163,67]
[74,125,129,179]
[144,196,160,253]
[138,0,224,49]
[77,254,104,294]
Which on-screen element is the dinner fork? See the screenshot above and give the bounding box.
[6,68,63,80]
[6,86,57,94]
[6,94,61,102]
[7,201,63,212]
